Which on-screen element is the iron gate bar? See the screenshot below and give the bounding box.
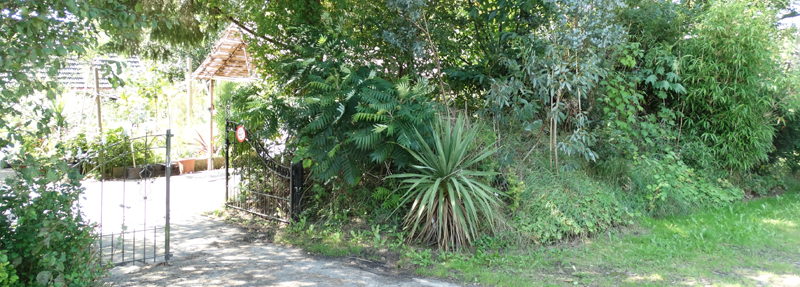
[225,121,290,178]
[100,227,167,266]
[165,131,171,262]
[224,120,302,223]
[71,130,173,266]
[225,205,289,223]
[236,188,289,201]
[290,162,303,222]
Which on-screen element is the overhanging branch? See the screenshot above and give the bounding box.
[212,7,288,48]
[781,10,799,20]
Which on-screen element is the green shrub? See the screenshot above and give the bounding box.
[389,114,504,250]
[0,250,19,286]
[770,106,800,172]
[0,156,108,286]
[738,170,786,197]
[88,127,162,172]
[61,132,91,161]
[679,137,719,171]
[629,152,743,217]
[510,163,634,244]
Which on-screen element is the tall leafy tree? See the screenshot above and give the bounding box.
[0,0,143,148]
[103,0,224,60]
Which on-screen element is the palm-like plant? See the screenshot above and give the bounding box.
[388,114,504,250]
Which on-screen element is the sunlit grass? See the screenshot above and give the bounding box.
[274,178,800,286]
[422,179,800,286]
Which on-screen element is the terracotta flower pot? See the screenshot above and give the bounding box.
[177,158,196,174]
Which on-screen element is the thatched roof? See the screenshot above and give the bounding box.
[192,24,255,82]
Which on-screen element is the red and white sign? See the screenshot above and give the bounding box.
[236,125,246,142]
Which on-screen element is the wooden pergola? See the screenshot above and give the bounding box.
[192,24,255,82]
[191,23,256,170]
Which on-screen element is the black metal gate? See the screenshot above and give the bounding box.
[224,121,302,223]
[75,130,172,266]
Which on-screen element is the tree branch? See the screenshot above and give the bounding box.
[781,11,799,20]
[227,16,288,48]
[404,12,450,113]
[211,7,288,48]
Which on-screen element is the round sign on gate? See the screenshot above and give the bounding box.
[236,125,246,142]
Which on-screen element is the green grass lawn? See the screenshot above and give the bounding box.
[420,180,800,286]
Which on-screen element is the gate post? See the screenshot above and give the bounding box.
[290,162,303,223]
[224,121,229,203]
[165,129,172,262]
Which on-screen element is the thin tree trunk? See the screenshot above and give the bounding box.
[554,89,563,177]
[406,12,451,117]
[208,80,215,171]
[496,117,501,149]
[186,57,193,126]
[553,104,558,176]
[676,100,686,150]
[549,94,554,169]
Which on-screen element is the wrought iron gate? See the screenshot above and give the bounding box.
[224,121,302,223]
[75,130,172,266]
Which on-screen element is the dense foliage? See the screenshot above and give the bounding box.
[0,158,106,286]
[0,1,182,286]
[200,0,800,248]
[679,0,787,172]
[2,0,799,262]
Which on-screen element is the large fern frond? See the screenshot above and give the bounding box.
[352,113,389,122]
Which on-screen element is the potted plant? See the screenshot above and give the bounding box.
[193,130,223,171]
[175,148,196,174]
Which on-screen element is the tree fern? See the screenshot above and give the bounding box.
[306,80,333,92]
[352,113,388,122]
[370,143,394,163]
[372,187,393,201]
[352,129,382,150]
[371,187,403,210]
[262,50,438,187]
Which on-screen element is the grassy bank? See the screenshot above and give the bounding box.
[418,179,800,286]
[269,178,800,286]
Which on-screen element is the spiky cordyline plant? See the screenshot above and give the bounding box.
[388,114,504,250]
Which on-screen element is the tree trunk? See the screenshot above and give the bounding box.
[208,80,215,171]
[186,58,193,125]
[554,89,563,177]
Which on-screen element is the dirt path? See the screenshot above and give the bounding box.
[100,170,458,286]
